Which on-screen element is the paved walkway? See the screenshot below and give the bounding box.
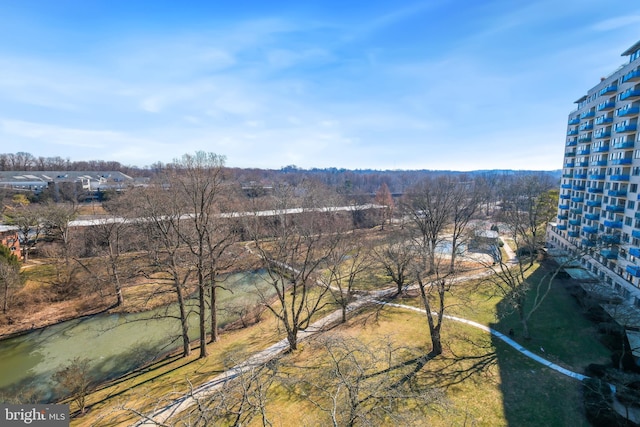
[376,301,591,382]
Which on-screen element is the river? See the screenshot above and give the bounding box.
[0,270,273,402]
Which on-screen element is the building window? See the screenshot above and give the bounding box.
[628,201,636,209]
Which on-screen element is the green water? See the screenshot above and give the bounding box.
[0,270,272,402]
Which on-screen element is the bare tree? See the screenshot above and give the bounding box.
[5,205,45,262]
[290,335,445,426]
[498,174,557,267]
[247,181,342,351]
[404,177,459,356]
[81,198,139,307]
[448,176,481,271]
[135,185,194,358]
[53,357,93,416]
[373,231,414,296]
[486,173,559,339]
[323,232,371,323]
[176,355,278,427]
[405,176,455,274]
[0,245,21,313]
[42,202,78,284]
[374,182,394,230]
[169,152,237,357]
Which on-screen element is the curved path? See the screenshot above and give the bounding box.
[376,301,591,382]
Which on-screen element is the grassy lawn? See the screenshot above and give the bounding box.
[69,258,611,426]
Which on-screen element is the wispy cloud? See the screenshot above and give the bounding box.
[592,15,640,32]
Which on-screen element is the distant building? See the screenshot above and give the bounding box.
[0,226,20,260]
[0,171,134,197]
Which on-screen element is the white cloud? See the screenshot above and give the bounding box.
[592,15,640,31]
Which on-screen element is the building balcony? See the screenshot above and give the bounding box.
[572,197,585,203]
[577,136,592,143]
[589,174,606,180]
[592,145,609,153]
[633,230,640,239]
[599,84,617,96]
[600,234,620,244]
[577,149,591,155]
[582,238,596,247]
[565,151,576,157]
[600,248,619,259]
[595,116,613,125]
[594,131,611,139]
[576,161,589,167]
[617,106,640,117]
[579,123,594,131]
[557,214,569,220]
[611,158,633,165]
[567,129,579,136]
[612,140,635,149]
[571,208,583,214]
[605,205,625,213]
[591,160,607,166]
[603,219,623,228]
[561,183,572,189]
[610,174,630,181]
[587,187,603,193]
[565,162,575,168]
[572,186,585,192]
[597,101,616,111]
[614,124,637,133]
[560,194,571,199]
[580,110,596,119]
[575,173,587,179]
[556,224,567,230]
[566,139,578,146]
[622,69,640,83]
[629,247,640,258]
[559,204,570,210]
[569,219,581,226]
[608,189,627,197]
[562,173,573,178]
[568,117,580,125]
[586,200,601,207]
[585,213,600,221]
[583,226,599,234]
[626,265,640,277]
[568,230,580,237]
[620,89,640,101]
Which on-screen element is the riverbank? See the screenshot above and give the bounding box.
[0,243,263,339]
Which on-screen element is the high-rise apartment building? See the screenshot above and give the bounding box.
[547,40,640,310]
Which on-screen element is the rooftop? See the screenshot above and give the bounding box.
[621,39,640,57]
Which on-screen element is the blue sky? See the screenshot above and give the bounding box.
[1,1,640,170]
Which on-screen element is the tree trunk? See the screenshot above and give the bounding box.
[287,329,298,351]
[519,305,531,340]
[176,283,191,357]
[210,283,219,343]
[431,327,443,356]
[2,282,8,313]
[198,271,208,358]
